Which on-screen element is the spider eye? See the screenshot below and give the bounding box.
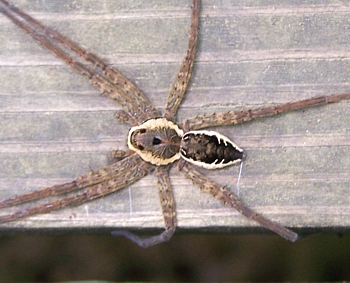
[137,145,145,150]
[152,137,162,145]
[139,129,146,134]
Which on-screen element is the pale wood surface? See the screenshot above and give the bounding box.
[0,0,350,237]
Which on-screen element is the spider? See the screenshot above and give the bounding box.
[1,0,350,247]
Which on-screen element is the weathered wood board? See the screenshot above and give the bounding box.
[0,0,349,238]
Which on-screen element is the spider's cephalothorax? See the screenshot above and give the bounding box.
[128,118,244,169]
[127,118,183,166]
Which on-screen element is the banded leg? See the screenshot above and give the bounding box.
[112,166,176,248]
[0,0,159,122]
[0,154,154,222]
[115,110,139,126]
[184,93,350,130]
[164,0,200,121]
[0,153,142,208]
[108,150,135,161]
[178,159,298,242]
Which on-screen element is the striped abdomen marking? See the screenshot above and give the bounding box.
[180,130,243,169]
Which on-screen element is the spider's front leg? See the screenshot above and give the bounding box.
[0,154,154,223]
[0,0,159,123]
[178,160,298,242]
[112,165,176,248]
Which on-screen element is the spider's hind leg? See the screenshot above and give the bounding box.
[184,93,350,130]
[112,165,176,248]
[178,160,298,242]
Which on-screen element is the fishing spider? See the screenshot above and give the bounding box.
[1,0,350,247]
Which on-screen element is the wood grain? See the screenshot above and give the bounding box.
[0,0,349,238]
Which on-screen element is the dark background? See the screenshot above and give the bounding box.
[0,232,349,281]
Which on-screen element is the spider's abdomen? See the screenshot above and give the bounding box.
[180,131,243,169]
[128,118,183,166]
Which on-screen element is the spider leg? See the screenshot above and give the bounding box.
[108,149,134,161]
[164,0,200,121]
[0,0,159,123]
[0,153,142,208]
[0,181,76,209]
[177,159,298,242]
[115,110,139,126]
[112,165,176,248]
[184,93,350,130]
[0,154,154,222]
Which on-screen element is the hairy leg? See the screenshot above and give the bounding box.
[0,181,76,209]
[0,155,154,222]
[178,159,298,242]
[184,93,350,130]
[0,0,159,122]
[164,0,200,121]
[115,110,139,126]
[112,165,176,248]
[108,150,135,161]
